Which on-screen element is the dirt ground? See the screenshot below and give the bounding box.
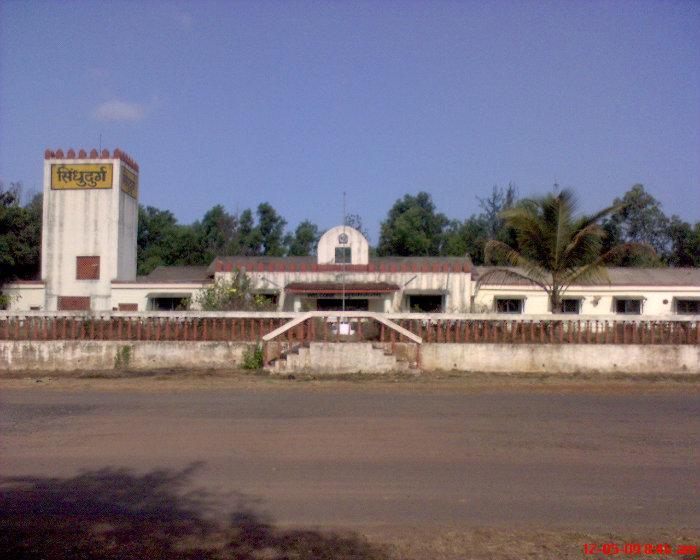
[1,371,699,559]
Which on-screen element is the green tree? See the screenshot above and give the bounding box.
[442,217,488,262]
[255,202,287,256]
[478,183,518,240]
[194,272,273,311]
[285,220,320,256]
[480,188,654,312]
[193,205,238,263]
[377,192,448,256]
[666,217,700,267]
[345,213,370,242]
[0,182,42,306]
[137,206,181,274]
[603,184,669,265]
[234,209,261,256]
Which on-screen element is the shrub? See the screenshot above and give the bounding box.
[194,272,275,311]
[242,345,264,370]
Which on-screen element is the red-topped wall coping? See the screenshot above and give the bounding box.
[214,260,473,274]
[44,148,139,171]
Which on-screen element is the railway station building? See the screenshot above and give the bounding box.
[4,148,699,316]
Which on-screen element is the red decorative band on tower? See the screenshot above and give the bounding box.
[44,148,139,171]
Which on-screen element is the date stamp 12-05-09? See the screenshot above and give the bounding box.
[583,543,697,556]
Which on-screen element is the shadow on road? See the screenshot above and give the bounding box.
[0,464,389,560]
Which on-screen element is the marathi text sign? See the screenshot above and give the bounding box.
[51,164,113,190]
[120,165,138,198]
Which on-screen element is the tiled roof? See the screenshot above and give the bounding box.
[133,266,210,283]
[210,256,473,274]
[474,266,700,286]
[285,282,400,293]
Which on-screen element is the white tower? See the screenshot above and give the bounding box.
[41,148,139,311]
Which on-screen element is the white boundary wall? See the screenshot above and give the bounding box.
[0,340,697,375]
[420,343,700,375]
[0,341,252,372]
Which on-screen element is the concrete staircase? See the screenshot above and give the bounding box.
[266,342,420,375]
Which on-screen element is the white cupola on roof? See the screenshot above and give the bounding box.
[317,226,369,265]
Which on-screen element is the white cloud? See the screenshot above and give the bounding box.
[92,100,148,122]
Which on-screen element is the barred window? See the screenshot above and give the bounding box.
[560,299,581,314]
[615,298,642,315]
[76,256,100,280]
[495,298,523,314]
[57,296,90,311]
[676,299,699,315]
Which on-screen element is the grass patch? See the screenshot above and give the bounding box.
[113,345,132,370]
[242,344,264,370]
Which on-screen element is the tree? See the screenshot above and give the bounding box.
[285,220,320,256]
[377,192,448,256]
[137,206,181,274]
[442,216,488,262]
[1,182,42,307]
[255,203,287,256]
[193,205,238,263]
[478,183,517,240]
[193,272,273,311]
[666,217,700,267]
[442,184,519,263]
[603,184,669,265]
[233,209,261,256]
[344,214,369,242]
[479,188,654,312]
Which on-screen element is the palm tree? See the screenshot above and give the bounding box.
[478,189,654,312]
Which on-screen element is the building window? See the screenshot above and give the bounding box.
[675,299,700,315]
[118,303,138,311]
[559,299,581,314]
[317,298,369,311]
[408,295,443,313]
[148,297,190,311]
[57,296,91,311]
[255,293,278,308]
[615,298,642,315]
[76,256,100,280]
[495,298,523,314]
[335,247,351,264]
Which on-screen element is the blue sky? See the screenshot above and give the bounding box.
[1,0,698,240]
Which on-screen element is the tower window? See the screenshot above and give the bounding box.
[76,256,100,280]
[335,247,351,264]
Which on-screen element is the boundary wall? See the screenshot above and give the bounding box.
[1,312,698,375]
[1,340,698,375]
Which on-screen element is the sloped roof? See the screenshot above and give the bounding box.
[210,255,473,274]
[286,282,400,293]
[474,266,700,286]
[135,265,210,283]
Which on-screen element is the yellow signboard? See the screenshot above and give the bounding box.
[120,165,139,198]
[51,164,113,190]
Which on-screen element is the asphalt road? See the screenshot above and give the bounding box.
[1,382,699,530]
